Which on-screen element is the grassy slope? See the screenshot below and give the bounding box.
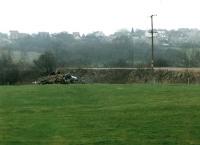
[0,84,200,145]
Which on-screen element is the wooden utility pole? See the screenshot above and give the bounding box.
[131,28,135,67]
[150,14,157,70]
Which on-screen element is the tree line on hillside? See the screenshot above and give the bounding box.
[1,28,200,84]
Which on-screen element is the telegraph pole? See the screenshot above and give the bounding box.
[131,28,135,67]
[150,14,157,70]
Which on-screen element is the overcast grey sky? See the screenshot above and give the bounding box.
[0,0,199,34]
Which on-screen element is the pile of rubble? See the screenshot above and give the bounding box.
[36,73,80,84]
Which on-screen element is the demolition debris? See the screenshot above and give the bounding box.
[36,73,79,84]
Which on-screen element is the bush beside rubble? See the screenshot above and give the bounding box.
[62,68,200,84]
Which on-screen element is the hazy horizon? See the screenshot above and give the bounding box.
[0,0,199,35]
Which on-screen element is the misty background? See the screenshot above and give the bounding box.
[1,0,200,84]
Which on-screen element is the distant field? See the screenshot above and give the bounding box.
[12,51,40,63]
[1,84,200,145]
[0,49,40,63]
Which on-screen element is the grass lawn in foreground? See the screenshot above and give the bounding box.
[0,84,200,145]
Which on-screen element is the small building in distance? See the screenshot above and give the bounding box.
[9,30,30,40]
[38,32,50,38]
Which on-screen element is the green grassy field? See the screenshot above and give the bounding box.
[1,84,200,145]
